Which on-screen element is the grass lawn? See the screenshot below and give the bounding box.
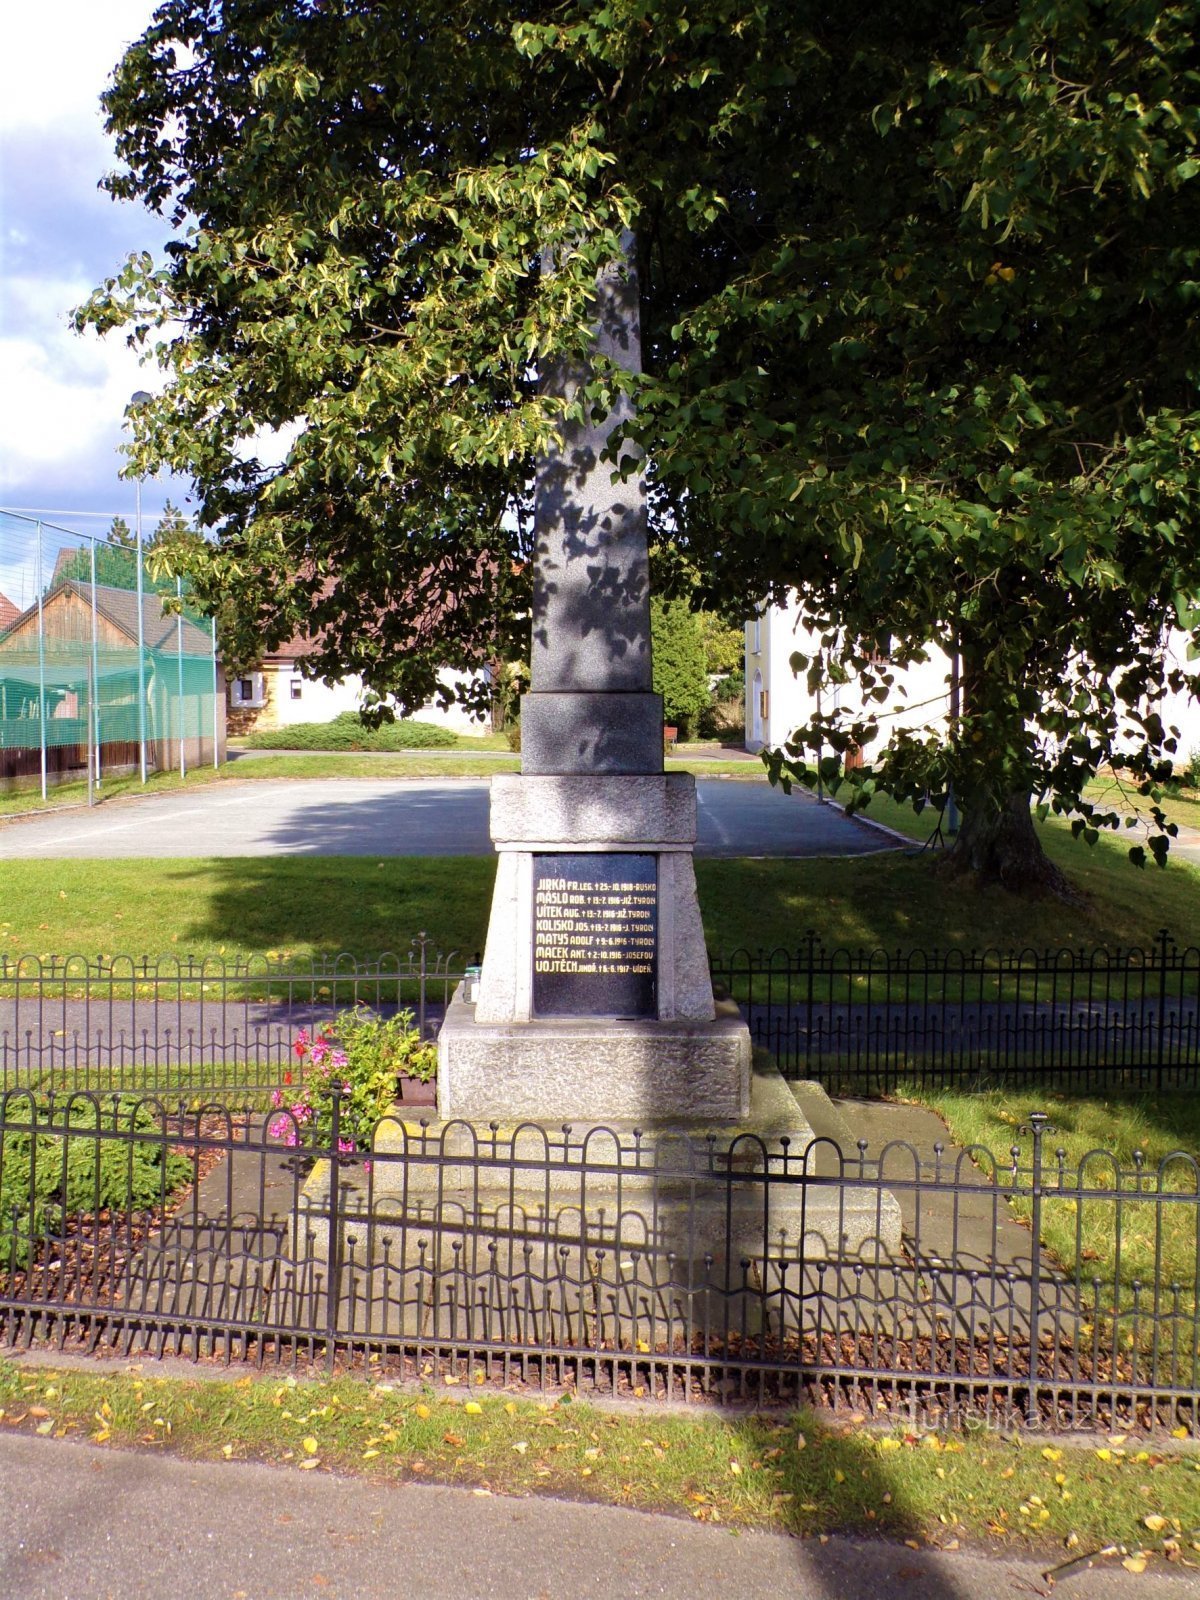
[0,842,1195,973]
[1,1361,1197,1562]
[912,1089,1200,1339]
[2,801,1197,969]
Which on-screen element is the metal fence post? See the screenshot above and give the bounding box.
[1156,927,1172,1093]
[326,1084,343,1372]
[417,931,428,1038]
[803,929,817,1077]
[1026,1110,1048,1425]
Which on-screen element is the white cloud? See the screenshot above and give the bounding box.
[0,1,185,523]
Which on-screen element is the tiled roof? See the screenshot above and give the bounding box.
[0,591,19,632]
[0,580,213,657]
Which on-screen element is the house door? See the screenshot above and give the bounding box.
[751,669,763,745]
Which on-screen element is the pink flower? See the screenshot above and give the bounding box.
[337,1137,355,1155]
[330,1049,348,1069]
[270,1089,284,1109]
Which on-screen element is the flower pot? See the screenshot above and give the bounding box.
[398,1073,437,1106]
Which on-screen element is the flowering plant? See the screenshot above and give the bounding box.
[268,1007,437,1154]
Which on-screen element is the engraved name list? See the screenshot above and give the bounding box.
[531,853,657,1018]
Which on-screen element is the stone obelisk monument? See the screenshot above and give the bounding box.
[299,240,900,1267]
[437,236,751,1121]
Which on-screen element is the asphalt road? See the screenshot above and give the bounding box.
[1,1430,1191,1600]
[0,778,901,860]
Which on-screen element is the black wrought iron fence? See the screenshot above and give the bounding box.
[0,940,472,1099]
[5,930,1199,1100]
[1,1090,1197,1432]
[710,929,1200,1093]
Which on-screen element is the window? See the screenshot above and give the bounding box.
[290,679,303,700]
[752,610,761,654]
[230,672,266,709]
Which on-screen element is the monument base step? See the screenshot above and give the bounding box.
[437,990,752,1123]
[295,1068,903,1267]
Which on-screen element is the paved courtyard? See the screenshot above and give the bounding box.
[0,777,902,860]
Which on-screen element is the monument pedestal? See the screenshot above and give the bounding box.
[439,996,751,1124]
[438,771,748,1122]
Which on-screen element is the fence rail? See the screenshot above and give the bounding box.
[0,942,471,1098]
[4,931,1200,1098]
[711,928,1200,1093]
[0,1091,1197,1431]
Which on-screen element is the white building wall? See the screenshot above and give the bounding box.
[270,667,493,736]
[745,594,952,755]
[745,595,1199,772]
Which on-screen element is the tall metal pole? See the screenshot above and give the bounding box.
[35,522,47,801]
[88,538,100,803]
[177,574,186,779]
[211,614,219,769]
[129,390,153,784]
[135,479,148,783]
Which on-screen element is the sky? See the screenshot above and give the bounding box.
[0,0,189,562]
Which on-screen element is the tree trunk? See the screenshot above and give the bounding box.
[944,789,1084,902]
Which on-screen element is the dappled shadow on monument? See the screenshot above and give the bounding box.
[529,444,652,690]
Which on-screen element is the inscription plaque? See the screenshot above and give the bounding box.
[532,853,657,1018]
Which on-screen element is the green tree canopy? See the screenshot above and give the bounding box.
[80,0,1200,889]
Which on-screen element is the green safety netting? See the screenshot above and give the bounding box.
[0,512,219,781]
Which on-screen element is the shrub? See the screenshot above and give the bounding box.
[698,670,746,739]
[0,1097,192,1271]
[269,1008,437,1154]
[650,597,710,738]
[244,712,458,751]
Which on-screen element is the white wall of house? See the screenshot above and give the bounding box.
[745,593,1200,771]
[271,666,491,736]
[745,595,952,755]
